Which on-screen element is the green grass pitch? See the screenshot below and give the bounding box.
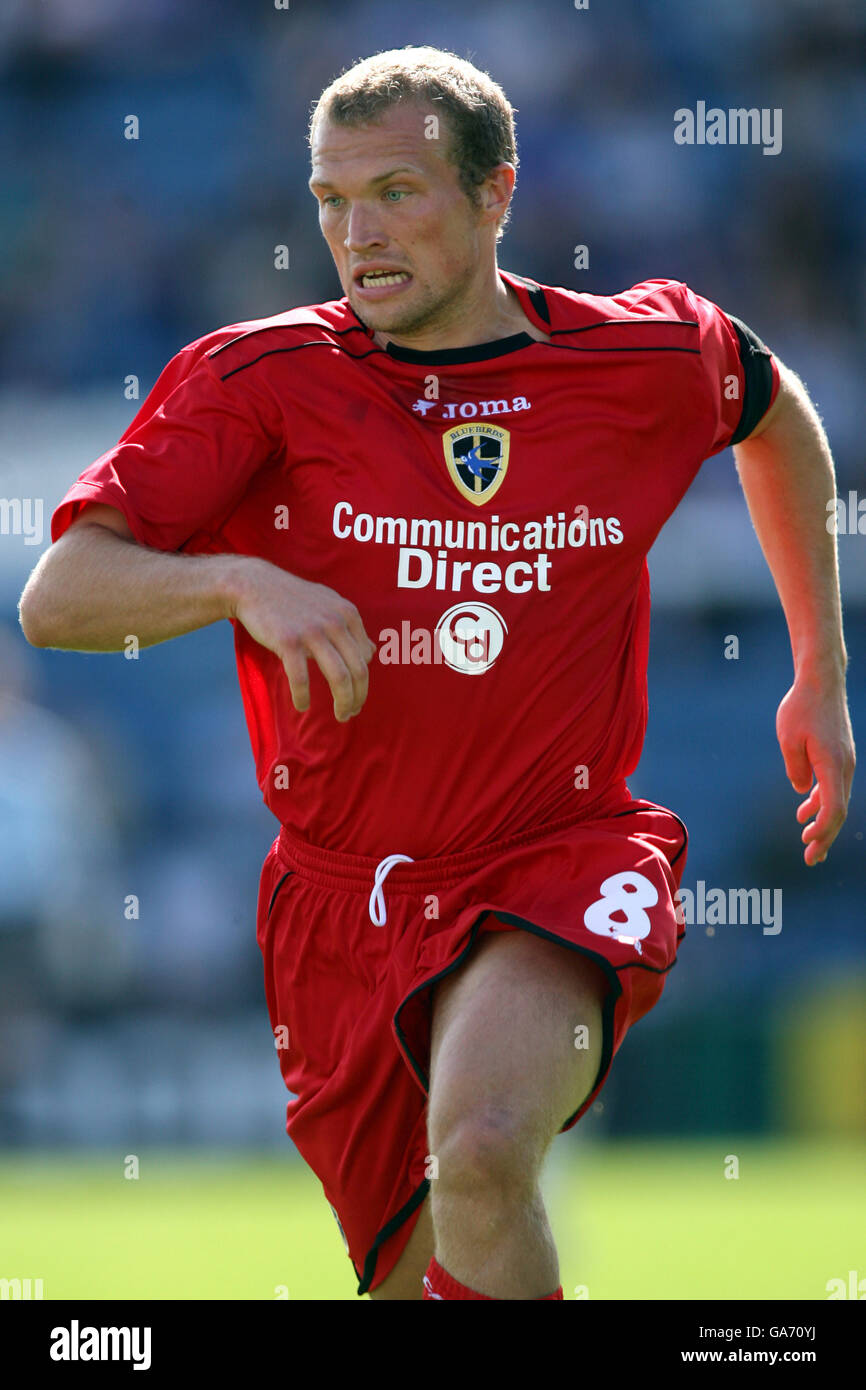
[0,1139,861,1300]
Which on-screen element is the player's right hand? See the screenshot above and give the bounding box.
[230,561,377,721]
[776,672,855,866]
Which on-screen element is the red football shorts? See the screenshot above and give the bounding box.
[256,783,688,1295]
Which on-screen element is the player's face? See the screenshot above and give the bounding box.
[309,102,506,341]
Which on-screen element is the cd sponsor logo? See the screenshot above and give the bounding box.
[436,602,507,674]
[377,604,507,673]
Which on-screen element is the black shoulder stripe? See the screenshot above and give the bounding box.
[727,315,775,445]
[506,272,551,324]
[527,282,551,324]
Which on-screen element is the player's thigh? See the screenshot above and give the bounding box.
[428,925,609,1153]
[367,1196,434,1301]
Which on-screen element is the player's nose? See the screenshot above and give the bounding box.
[343,202,387,252]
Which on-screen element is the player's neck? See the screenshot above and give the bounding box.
[369,272,548,354]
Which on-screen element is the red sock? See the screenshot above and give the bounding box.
[422,1256,563,1300]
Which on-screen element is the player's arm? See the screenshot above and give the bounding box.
[732,360,855,865]
[18,503,376,723]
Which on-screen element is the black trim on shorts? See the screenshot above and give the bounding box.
[613,943,684,974]
[357,1176,430,1297]
[607,801,690,872]
[266,870,294,921]
[727,315,775,444]
[391,910,623,1128]
[393,913,489,1096]
[669,816,689,871]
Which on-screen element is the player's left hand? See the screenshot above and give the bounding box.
[776,672,855,866]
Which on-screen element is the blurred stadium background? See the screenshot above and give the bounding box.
[0,0,863,1299]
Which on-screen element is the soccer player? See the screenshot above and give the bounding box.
[19,47,854,1301]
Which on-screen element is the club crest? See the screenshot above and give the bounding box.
[442,423,510,505]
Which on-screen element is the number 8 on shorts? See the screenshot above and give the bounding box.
[583,870,658,953]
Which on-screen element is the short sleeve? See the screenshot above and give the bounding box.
[51,348,282,552]
[612,279,781,459]
[681,284,781,456]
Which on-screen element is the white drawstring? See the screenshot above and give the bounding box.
[369,853,415,926]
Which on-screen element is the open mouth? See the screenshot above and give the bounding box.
[354,269,412,291]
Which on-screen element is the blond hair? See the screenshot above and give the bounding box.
[310,46,518,237]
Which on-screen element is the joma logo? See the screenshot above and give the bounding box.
[412,396,532,420]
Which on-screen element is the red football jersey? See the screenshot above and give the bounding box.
[51,272,779,856]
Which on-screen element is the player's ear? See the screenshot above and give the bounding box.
[478,163,515,228]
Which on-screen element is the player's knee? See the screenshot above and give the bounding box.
[431,1105,541,1199]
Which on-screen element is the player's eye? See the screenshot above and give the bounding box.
[383,188,408,202]
[322,195,344,209]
